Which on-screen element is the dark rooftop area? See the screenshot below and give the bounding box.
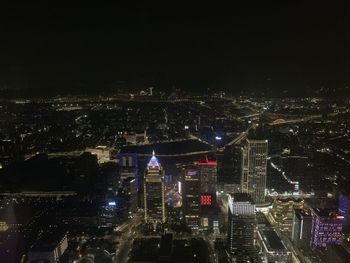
[328,244,350,259]
[294,209,312,220]
[261,229,286,251]
[312,208,341,218]
[232,193,253,203]
[159,233,173,258]
[30,230,67,252]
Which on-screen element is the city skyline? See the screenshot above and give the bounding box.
[1,2,350,263]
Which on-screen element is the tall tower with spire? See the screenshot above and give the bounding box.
[144,151,166,225]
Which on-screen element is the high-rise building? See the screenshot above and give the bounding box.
[310,208,344,249]
[117,152,138,180]
[197,156,218,231]
[291,209,312,249]
[118,152,139,211]
[198,156,217,195]
[129,178,138,213]
[182,166,200,229]
[241,139,268,204]
[227,193,256,262]
[144,151,166,224]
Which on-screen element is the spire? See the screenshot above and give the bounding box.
[148,150,160,168]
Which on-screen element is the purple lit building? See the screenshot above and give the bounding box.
[338,194,350,234]
[310,208,344,249]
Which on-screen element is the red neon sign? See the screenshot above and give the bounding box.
[201,195,212,206]
[197,161,217,166]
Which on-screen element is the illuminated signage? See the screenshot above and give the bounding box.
[201,194,212,206]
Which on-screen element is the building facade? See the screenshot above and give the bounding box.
[241,139,268,204]
[182,166,200,229]
[197,156,218,231]
[310,208,344,249]
[198,156,217,195]
[144,151,166,224]
[270,198,304,236]
[291,209,312,249]
[227,193,256,262]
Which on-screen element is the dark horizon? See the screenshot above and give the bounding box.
[0,1,349,96]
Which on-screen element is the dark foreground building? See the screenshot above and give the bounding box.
[227,193,256,262]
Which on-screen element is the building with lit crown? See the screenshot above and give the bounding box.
[198,156,217,195]
[241,139,268,204]
[197,156,218,231]
[144,151,166,225]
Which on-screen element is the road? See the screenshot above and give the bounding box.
[114,213,142,263]
[204,235,218,263]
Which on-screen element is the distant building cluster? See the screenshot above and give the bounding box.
[1,96,350,262]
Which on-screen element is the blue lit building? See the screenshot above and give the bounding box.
[144,151,166,224]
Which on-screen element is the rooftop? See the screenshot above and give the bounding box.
[260,229,286,251]
[231,193,253,203]
[312,208,344,219]
[294,209,312,220]
[30,230,67,252]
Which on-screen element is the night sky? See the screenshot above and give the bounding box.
[0,1,349,95]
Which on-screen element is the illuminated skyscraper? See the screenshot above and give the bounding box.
[227,193,256,262]
[241,139,268,204]
[310,208,344,249]
[144,151,166,224]
[197,156,217,231]
[198,156,217,195]
[182,166,200,229]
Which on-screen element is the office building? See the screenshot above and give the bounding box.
[291,209,312,249]
[117,152,138,180]
[144,151,166,224]
[256,228,292,263]
[197,156,218,231]
[227,193,256,262]
[310,208,344,249]
[241,139,268,204]
[129,178,138,213]
[118,153,139,212]
[28,231,68,263]
[182,166,200,229]
[270,198,304,236]
[198,156,217,195]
